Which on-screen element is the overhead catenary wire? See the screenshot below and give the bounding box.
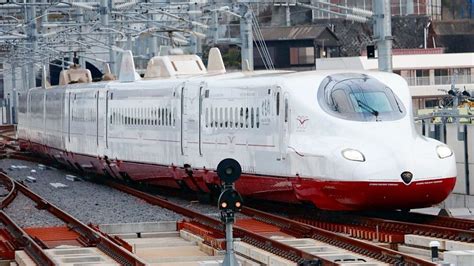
[250,10,274,70]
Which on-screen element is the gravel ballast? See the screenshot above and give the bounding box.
[4,193,64,227]
[0,159,184,226]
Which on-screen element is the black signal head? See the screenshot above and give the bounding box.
[217,158,241,184]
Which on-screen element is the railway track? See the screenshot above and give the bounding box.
[291,210,474,244]
[0,127,465,265]
[0,172,147,265]
[106,179,434,265]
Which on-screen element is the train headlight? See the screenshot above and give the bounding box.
[436,145,453,159]
[341,149,365,162]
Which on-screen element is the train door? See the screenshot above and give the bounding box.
[105,90,109,149]
[276,88,290,160]
[26,91,32,141]
[180,86,186,157]
[67,92,71,144]
[96,89,107,153]
[180,83,201,161]
[198,84,206,157]
[42,91,46,139]
[281,92,290,160]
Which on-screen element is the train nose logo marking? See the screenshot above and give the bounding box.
[401,171,413,185]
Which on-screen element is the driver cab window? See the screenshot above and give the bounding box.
[319,73,406,122]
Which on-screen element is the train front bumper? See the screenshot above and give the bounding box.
[294,176,456,211]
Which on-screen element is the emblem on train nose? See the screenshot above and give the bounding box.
[401,171,413,184]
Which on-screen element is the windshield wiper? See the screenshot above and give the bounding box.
[357,100,379,117]
[389,89,403,113]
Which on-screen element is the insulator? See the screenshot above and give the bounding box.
[345,14,368,23]
[351,7,374,17]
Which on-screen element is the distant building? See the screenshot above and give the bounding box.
[254,25,340,70]
[308,0,442,19]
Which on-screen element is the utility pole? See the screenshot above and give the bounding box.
[240,5,253,71]
[373,0,393,72]
[101,0,116,75]
[26,0,38,89]
[11,64,16,124]
[148,12,158,57]
[78,0,86,68]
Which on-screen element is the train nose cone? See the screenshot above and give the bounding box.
[401,171,413,184]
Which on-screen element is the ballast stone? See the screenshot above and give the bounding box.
[50,182,68,189]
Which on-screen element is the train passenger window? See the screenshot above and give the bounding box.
[128,108,131,125]
[169,108,172,127]
[215,107,218,128]
[147,108,150,126]
[165,108,168,126]
[144,108,147,126]
[135,108,138,125]
[239,108,244,128]
[210,108,213,128]
[318,73,406,122]
[166,107,171,126]
[276,92,280,116]
[158,108,161,126]
[229,108,233,128]
[139,108,143,125]
[161,108,165,126]
[173,107,177,127]
[245,108,249,128]
[224,108,228,128]
[158,107,161,126]
[235,107,238,128]
[251,108,254,128]
[205,108,209,128]
[284,99,289,123]
[136,108,139,125]
[136,108,140,125]
[219,108,223,128]
[256,107,260,128]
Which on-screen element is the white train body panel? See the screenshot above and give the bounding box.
[17,69,457,211]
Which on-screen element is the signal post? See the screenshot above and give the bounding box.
[216,158,243,266]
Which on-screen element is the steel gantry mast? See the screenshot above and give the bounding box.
[0,0,393,126]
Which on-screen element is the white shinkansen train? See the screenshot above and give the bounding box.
[17,49,456,211]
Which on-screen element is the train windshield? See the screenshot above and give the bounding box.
[318,74,406,121]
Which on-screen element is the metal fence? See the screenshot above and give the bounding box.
[404,75,472,86]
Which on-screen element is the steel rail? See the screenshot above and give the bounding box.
[363,210,474,231]
[12,180,147,266]
[296,211,474,243]
[241,207,434,266]
[104,180,337,265]
[0,211,55,265]
[0,171,16,209]
[0,171,147,266]
[0,172,55,264]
